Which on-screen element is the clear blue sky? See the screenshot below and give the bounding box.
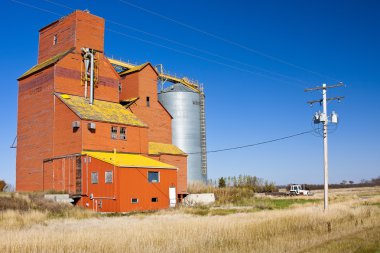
[0,0,379,186]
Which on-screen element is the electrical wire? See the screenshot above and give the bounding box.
[71,129,313,156]
[187,130,314,154]
[11,0,61,16]
[118,0,339,82]
[106,28,304,88]
[41,0,308,87]
[14,0,313,88]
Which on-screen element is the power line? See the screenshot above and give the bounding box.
[41,0,308,86]
[106,28,304,88]
[118,0,338,81]
[11,0,61,16]
[14,0,307,88]
[187,130,313,154]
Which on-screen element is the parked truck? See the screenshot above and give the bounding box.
[289,184,313,196]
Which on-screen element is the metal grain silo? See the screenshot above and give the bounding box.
[158,83,207,183]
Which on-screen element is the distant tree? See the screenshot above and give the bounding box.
[371,176,380,185]
[218,177,226,188]
[0,180,5,191]
[349,180,354,184]
[341,180,347,185]
[360,179,368,184]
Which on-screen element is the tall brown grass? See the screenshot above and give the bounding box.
[0,188,379,253]
[0,192,96,229]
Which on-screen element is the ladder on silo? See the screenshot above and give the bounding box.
[200,93,207,176]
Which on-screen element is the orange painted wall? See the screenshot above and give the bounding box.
[43,156,79,194]
[53,97,82,157]
[79,157,118,212]
[82,120,148,154]
[77,156,177,212]
[121,66,172,144]
[38,10,104,63]
[16,67,55,191]
[157,154,187,194]
[118,167,177,212]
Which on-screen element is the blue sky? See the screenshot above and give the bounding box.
[0,0,379,186]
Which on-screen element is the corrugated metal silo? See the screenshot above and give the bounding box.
[158,83,207,183]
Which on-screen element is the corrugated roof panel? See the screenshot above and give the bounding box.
[83,151,176,169]
[149,142,186,155]
[56,93,147,127]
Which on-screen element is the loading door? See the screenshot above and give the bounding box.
[169,187,176,208]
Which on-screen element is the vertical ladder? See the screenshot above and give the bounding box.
[200,93,207,177]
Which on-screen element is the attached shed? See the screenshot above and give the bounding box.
[78,151,178,212]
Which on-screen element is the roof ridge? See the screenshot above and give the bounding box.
[18,48,75,80]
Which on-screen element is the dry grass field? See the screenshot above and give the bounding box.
[0,187,379,253]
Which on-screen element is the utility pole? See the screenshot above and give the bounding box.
[305,83,344,211]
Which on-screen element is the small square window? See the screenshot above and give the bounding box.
[131,198,138,204]
[111,126,118,139]
[105,171,113,184]
[146,96,150,107]
[148,171,159,183]
[120,127,126,140]
[151,197,158,203]
[91,172,98,184]
[53,34,58,45]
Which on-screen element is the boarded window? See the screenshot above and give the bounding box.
[120,127,126,140]
[53,34,58,45]
[91,172,98,184]
[148,171,159,183]
[105,171,113,184]
[111,126,118,139]
[131,198,138,204]
[151,197,158,203]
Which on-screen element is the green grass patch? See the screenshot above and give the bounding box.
[233,197,321,209]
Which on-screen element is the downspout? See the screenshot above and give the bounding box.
[89,50,94,104]
[82,48,94,104]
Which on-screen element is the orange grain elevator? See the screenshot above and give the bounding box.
[16,10,189,212]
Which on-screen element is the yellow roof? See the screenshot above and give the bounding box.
[83,151,177,169]
[18,48,74,80]
[119,63,156,76]
[56,93,147,127]
[149,142,186,156]
[108,58,202,94]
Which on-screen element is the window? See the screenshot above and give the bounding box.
[131,198,138,204]
[120,127,126,140]
[111,126,118,139]
[148,171,159,183]
[146,96,150,107]
[91,172,98,184]
[53,34,58,45]
[151,197,158,203]
[105,171,113,184]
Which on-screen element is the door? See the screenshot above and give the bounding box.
[169,187,176,208]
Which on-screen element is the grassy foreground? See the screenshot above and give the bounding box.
[0,187,379,253]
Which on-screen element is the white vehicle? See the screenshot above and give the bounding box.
[289,184,312,195]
